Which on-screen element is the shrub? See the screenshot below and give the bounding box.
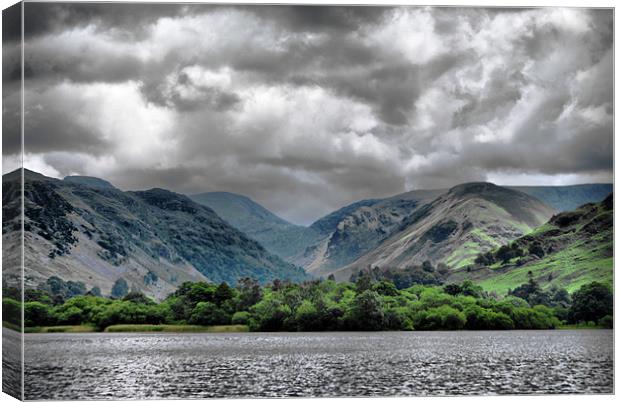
[413,305,466,330]
[599,315,613,329]
[25,302,55,327]
[56,306,83,325]
[189,302,230,326]
[231,311,250,325]
[2,298,22,326]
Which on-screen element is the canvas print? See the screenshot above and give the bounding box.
[1,2,614,400]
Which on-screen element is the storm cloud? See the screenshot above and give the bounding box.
[3,4,613,225]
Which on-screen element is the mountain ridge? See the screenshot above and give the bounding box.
[2,169,308,299]
[4,169,612,296]
[331,182,557,280]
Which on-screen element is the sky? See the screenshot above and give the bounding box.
[2,4,614,225]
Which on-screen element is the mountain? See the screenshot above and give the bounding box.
[510,184,612,212]
[190,190,443,276]
[301,190,444,276]
[2,169,308,299]
[454,194,613,294]
[190,184,611,277]
[190,192,323,260]
[63,175,117,190]
[331,183,556,280]
[309,198,383,235]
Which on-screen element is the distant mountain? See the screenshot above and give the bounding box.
[510,184,612,212]
[332,183,556,280]
[190,192,323,260]
[455,194,613,294]
[2,169,308,299]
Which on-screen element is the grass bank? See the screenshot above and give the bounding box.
[558,323,609,330]
[24,325,96,333]
[103,324,249,333]
[23,324,249,333]
[3,321,21,332]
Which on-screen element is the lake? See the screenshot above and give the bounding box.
[22,330,613,399]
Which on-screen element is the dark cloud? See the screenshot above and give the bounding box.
[22,3,184,40]
[241,5,390,32]
[5,5,613,225]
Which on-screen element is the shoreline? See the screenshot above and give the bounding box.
[19,324,249,334]
[8,324,609,334]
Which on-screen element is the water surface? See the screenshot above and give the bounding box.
[24,330,613,399]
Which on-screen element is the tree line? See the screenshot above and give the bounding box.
[2,273,613,332]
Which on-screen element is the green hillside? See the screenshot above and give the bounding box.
[457,194,613,294]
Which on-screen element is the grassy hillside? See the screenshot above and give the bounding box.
[455,194,613,294]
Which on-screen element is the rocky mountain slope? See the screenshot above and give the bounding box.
[454,194,613,294]
[191,190,443,276]
[301,190,444,276]
[331,183,557,280]
[2,169,307,299]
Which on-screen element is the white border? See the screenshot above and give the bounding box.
[0,2,616,402]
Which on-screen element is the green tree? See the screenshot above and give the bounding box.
[237,278,262,310]
[569,282,613,324]
[443,283,462,296]
[214,282,235,306]
[464,305,514,330]
[249,296,292,331]
[294,300,321,331]
[550,287,570,308]
[231,311,251,325]
[421,261,435,273]
[355,273,373,294]
[372,280,399,296]
[25,302,54,327]
[3,298,22,327]
[413,305,466,330]
[122,291,155,305]
[189,302,230,326]
[346,290,384,330]
[56,306,83,325]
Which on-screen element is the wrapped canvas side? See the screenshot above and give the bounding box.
[2,2,24,401]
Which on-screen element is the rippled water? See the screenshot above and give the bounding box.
[2,328,22,399]
[23,330,612,399]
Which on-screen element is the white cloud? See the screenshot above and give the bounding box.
[368,8,447,65]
